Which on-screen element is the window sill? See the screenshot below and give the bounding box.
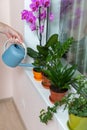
[25,68,72,130]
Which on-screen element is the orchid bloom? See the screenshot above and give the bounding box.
[43,0,50,7]
[21,0,53,35]
[39,25,44,33]
[30,23,37,31]
[49,12,54,21]
[21,10,29,20]
[40,9,46,20]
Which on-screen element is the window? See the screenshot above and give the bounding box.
[47,0,87,75]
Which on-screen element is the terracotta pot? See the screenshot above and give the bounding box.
[67,114,87,130]
[42,73,51,89]
[49,85,68,103]
[33,68,42,81]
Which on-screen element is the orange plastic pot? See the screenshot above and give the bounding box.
[33,68,42,81]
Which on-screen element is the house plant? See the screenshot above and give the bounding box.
[39,74,87,130]
[66,75,87,130]
[42,60,77,103]
[27,34,75,86]
[41,35,76,102]
[67,95,87,130]
[40,35,75,89]
[27,34,58,82]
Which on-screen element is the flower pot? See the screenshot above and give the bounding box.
[42,73,51,89]
[67,114,87,130]
[49,85,68,103]
[33,68,42,81]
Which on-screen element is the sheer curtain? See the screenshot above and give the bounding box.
[59,0,87,74]
[58,0,87,75]
[47,0,87,74]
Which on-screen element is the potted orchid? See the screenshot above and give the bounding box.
[21,0,54,46]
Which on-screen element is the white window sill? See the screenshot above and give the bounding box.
[25,68,73,130]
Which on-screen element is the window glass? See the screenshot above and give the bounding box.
[47,0,87,75]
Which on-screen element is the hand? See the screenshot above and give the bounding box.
[0,22,23,43]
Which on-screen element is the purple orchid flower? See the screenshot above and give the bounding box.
[43,0,50,8]
[30,23,37,31]
[21,0,53,36]
[21,10,29,20]
[40,9,46,20]
[39,25,44,33]
[49,12,54,21]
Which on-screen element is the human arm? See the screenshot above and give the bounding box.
[0,22,23,43]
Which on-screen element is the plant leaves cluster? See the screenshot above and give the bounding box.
[27,34,58,68]
[39,74,87,124]
[27,34,74,70]
[42,61,77,90]
[39,102,59,124]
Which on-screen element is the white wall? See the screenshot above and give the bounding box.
[0,0,13,99]
[0,0,24,98]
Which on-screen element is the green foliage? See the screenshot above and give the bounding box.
[27,34,74,69]
[39,102,59,124]
[27,47,38,59]
[39,74,87,124]
[41,35,76,90]
[75,75,87,94]
[27,34,58,68]
[45,34,58,47]
[67,75,87,117]
[46,37,74,62]
[42,60,77,90]
[68,96,87,117]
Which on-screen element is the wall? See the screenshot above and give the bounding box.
[0,0,24,98]
[0,0,12,98]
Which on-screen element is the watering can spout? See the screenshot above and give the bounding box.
[19,63,35,67]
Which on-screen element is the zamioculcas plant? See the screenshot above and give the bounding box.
[27,34,58,69]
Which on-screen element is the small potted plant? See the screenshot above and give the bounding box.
[42,60,77,103]
[66,75,87,130]
[67,95,87,130]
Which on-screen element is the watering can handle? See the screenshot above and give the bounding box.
[4,38,27,59]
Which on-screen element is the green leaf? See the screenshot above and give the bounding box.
[45,34,58,47]
[27,47,38,59]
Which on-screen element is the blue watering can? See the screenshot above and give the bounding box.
[2,39,34,68]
